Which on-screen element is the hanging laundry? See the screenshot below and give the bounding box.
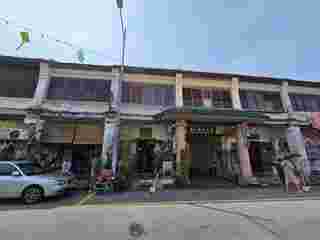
[16,31,30,50]
[287,126,310,176]
[311,112,320,130]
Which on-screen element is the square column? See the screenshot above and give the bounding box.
[231,77,242,110]
[236,126,258,185]
[175,120,187,176]
[282,81,309,177]
[281,81,293,112]
[236,126,253,177]
[32,62,50,107]
[175,73,183,107]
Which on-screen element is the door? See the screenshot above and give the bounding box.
[191,136,211,176]
[0,163,23,198]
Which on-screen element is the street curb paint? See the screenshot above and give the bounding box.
[68,196,320,208]
[76,192,95,206]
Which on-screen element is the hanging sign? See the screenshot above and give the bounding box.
[0,120,17,129]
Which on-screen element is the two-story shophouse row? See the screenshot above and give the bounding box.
[1,55,320,186]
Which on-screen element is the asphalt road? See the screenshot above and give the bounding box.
[1,199,320,239]
[0,191,86,211]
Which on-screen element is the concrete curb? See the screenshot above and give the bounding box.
[69,195,320,208]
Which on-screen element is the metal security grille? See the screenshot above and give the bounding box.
[240,90,283,112]
[289,94,320,112]
[47,78,111,101]
[183,88,232,108]
[121,82,175,106]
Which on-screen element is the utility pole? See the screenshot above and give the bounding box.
[101,0,127,175]
[116,0,126,108]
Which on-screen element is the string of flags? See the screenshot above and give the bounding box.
[16,31,30,50]
[0,16,120,64]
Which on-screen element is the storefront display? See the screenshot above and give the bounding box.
[303,128,320,176]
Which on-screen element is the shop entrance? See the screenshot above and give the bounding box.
[248,141,274,176]
[70,144,101,180]
[136,139,155,174]
[190,135,219,177]
[188,124,236,184]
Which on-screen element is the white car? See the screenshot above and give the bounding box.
[0,161,67,204]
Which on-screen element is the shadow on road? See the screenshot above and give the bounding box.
[0,191,85,211]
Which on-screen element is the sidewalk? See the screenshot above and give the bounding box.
[84,185,320,205]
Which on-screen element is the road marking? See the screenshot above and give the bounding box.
[72,196,320,208]
[76,192,95,206]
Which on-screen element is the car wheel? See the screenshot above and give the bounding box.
[22,186,44,204]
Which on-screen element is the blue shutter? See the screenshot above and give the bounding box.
[240,91,249,109]
[246,92,257,110]
[143,85,154,105]
[154,86,162,105]
[121,81,129,103]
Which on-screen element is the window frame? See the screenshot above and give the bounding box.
[0,163,18,176]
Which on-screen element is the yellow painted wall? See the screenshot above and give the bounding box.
[125,73,175,85]
[120,124,167,141]
[125,73,231,89]
[182,77,231,88]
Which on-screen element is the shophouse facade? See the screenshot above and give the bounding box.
[0,55,319,187]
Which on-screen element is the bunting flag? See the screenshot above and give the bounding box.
[77,48,85,63]
[1,16,120,63]
[16,31,30,50]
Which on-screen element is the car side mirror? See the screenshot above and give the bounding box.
[11,171,21,177]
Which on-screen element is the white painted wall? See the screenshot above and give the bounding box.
[0,97,33,110]
[32,62,51,106]
[50,68,115,80]
[239,82,281,92]
[288,85,320,95]
[121,122,168,141]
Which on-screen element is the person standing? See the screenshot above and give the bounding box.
[62,159,72,176]
[89,150,99,192]
[273,139,286,191]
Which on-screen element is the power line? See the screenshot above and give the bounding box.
[0,16,120,63]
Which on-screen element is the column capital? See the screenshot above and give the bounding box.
[231,76,239,82]
[176,120,187,128]
[176,73,183,79]
[112,67,120,74]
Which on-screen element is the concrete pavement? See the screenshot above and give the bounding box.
[83,186,320,206]
[2,186,320,212]
[1,199,320,239]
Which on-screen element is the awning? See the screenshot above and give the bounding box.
[38,101,107,120]
[41,121,103,144]
[153,107,311,126]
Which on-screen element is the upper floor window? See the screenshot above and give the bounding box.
[121,81,175,106]
[0,65,38,98]
[47,78,111,101]
[240,90,283,112]
[289,94,320,112]
[183,88,232,109]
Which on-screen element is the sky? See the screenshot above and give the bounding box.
[1,1,320,80]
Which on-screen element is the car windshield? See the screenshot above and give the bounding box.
[16,162,42,176]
